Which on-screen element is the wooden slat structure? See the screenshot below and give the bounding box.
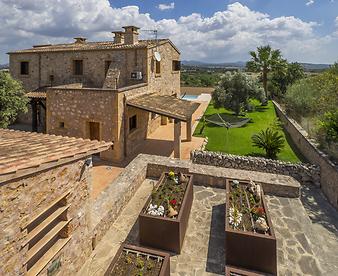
[127,94,200,122]
[0,129,112,182]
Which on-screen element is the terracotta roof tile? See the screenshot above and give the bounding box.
[127,94,200,122]
[8,39,169,54]
[0,129,112,181]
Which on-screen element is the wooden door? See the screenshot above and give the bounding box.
[89,122,100,141]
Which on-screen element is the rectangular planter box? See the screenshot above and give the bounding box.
[225,265,272,276]
[104,243,170,276]
[139,172,193,253]
[225,180,277,275]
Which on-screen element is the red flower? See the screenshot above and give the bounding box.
[170,199,177,206]
[254,207,265,216]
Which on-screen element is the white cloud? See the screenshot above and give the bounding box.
[306,0,315,6]
[158,2,175,11]
[0,1,337,64]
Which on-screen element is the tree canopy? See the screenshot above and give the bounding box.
[246,45,285,98]
[212,71,263,115]
[0,71,28,128]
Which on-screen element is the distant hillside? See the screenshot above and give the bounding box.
[0,64,9,70]
[182,60,331,72]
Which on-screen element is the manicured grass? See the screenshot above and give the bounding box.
[194,100,302,163]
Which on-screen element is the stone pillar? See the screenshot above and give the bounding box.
[174,119,181,159]
[31,100,38,132]
[161,116,168,125]
[186,118,192,142]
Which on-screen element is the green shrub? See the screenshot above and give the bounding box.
[252,128,285,159]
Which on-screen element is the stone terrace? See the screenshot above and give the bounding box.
[79,155,338,275]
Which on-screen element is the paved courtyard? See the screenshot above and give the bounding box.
[78,177,338,276]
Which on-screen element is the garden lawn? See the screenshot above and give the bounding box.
[194,100,302,163]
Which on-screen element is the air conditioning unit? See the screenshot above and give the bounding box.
[131,71,143,80]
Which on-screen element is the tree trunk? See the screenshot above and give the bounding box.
[263,69,268,99]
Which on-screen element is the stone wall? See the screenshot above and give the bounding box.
[46,87,118,160]
[190,150,320,186]
[0,157,92,276]
[9,48,148,91]
[273,101,338,209]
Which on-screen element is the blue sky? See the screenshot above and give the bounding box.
[0,0,337,64]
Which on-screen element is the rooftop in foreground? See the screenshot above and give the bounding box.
[0,129,112,182]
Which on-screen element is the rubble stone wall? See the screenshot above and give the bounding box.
[191,150,320,186]
[273,101,338,209]
[0,157,92,276]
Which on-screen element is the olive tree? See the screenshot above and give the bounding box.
[0,71,28,128]
[212,71,264,115]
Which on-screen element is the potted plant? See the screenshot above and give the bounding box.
[225,179,277,275]
[139,171,193,253]
[104,244,170,276]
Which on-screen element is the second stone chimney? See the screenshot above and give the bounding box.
[74,37,87,44]
[123,26,140,45]
[112,31,125,44]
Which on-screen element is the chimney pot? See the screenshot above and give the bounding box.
[74,37,87,44]
[122,26,140,45]
[112,31,125,44]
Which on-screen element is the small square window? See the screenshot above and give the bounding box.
[129,115,137,131]
[172,60,181,71]
[20,62,29,75]
[59,122,65,128]
[73,60,83,75]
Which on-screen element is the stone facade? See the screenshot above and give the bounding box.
[273,101,338,210]
[0,157,92,276]
[10,33,181,162]
[9,47,148,91]
[190,150,320,186]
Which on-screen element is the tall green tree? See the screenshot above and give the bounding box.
[0,71,28,128]
[246,45,285,99]
[212,71,263,115]
[271,62,305,96]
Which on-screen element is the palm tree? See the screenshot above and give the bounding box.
[247,45,285,99]
[252,128,285,159]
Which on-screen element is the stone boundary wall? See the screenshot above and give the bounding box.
[273,100,338,210]
[190,150,320,186]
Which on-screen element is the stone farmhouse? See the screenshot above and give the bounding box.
[8,26,199,162]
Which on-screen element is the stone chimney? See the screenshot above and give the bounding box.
[123,26,140,45]
[112,31,125,44]
[74,37,87,44]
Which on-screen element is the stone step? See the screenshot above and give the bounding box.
[25,219,71,266]
[26,236,71,276]
[23,204,71,247]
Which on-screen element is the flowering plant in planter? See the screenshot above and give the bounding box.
[225,179,277,275]
[146,171,188,219]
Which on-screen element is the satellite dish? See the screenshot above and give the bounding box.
[154,51,161,62]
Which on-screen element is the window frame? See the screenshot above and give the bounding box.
[129,115,137,132]
[155,60,161,76]
[172,60,181,72]
[20,61,29,75]
[73,59,84,76]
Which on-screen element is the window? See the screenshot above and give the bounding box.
[73,60,83,75]
[59,122,65,128]
[155,60,161,75]
[129,115,137,131]
[20,61,29,75]
[105,60,112,76]
[151,112,157,120]
[172,60,181,71]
